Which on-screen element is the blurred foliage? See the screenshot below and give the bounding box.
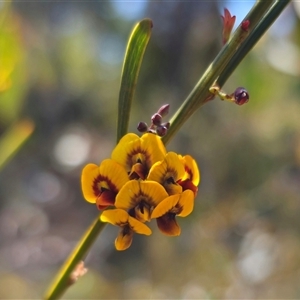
[0,5,27,124]
[0,1,300,299]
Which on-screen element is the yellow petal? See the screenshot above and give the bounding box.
[156,214,181,236]
[140,133,166,166]
[115,180,169,210]
[139,180,169,206]
[111,133,141,172]
[151,190,194,219]
[99,159,129,192]
[148,152,185,195]
[115,227,134,251]
[181,155,200,186]
[81,163,100,203]
[166,184,183,195]
[81,160,128,206]
[111,133,167,179]
[151,195,179,219]
[100,209,129,225]
[148,152,184,182]
[177,190,195,217]
[134,204,151,223]
[164,152,185,180]
[128,216,152,235]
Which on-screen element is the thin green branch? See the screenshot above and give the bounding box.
[44,215,106,300]
[162,0,275,145]
[217,0,292,87]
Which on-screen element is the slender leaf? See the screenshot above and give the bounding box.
[117,18,152,142]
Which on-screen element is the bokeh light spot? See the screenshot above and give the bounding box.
[54,130,91,169]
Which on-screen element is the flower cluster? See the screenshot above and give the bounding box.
[81,132,200,251]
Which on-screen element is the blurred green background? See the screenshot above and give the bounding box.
[1,1,300,299]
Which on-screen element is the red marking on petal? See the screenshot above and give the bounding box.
[184,165,193,180]
[127,147,151,175]
[178,179,198,197]
[92,175,118,198]
[96,190,116,210]
[129,162,147,180]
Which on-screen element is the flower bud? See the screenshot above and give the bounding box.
[156,125,168,137]
[241,20,250,31]
[221,8,236,45]
[137,122,148,132]
[151,113,162,126]
[161,122,170,129]
[234,87,249,105]
[157,104,170,117]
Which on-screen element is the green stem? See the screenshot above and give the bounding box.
[44,215,106,300]
[217,0,291,87]
[162,0,275,145]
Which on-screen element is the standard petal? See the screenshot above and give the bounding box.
[139,180,169,206]
[177,190,195,217]
[99,159,129,192]
[148,152,184,182]
[115,180,140,209]
[151,195,179,219]
[156,214,181,236]
[141,133,166,166]
[115,180,168,210]
[111,133,167,179]
[81,163,100,203]
[111,133,140,172]
[164,152,185,181]
[146,160,164,182]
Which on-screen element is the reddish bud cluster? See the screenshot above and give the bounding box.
[137,104,171,136]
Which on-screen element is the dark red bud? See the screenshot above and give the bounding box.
[161,122,170,129]
[156,125,168,137]
[137,122,148,132]
[234,87,249,105]
[151,113,162,126]
[241,20,250,31]
[157,104,170,117]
